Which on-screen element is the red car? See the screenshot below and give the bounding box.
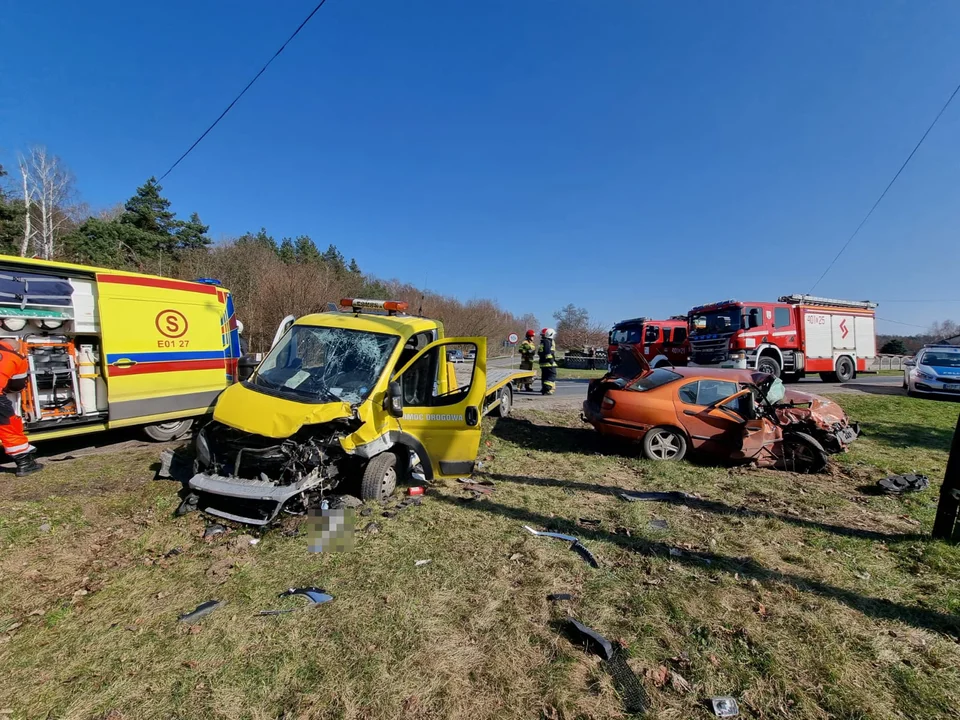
[582,347,859,472]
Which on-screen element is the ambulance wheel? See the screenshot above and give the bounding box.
[143,419,193,442]
[360,452,398,501]
[493,385,512,417]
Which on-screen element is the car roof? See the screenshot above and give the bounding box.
[662,366,764,384]
[296,311,440,338]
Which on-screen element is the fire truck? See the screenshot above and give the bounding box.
[608,316,689,367]
[687,295,878,382]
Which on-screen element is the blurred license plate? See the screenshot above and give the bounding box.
[945,383,960,391]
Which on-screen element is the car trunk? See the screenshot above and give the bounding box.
[586,345,650,410]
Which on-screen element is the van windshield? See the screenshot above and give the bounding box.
[690,308,740,334]
[250,326,399,404]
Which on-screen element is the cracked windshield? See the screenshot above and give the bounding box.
[251,326,398,404]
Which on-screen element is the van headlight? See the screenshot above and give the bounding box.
[196,428,212,468]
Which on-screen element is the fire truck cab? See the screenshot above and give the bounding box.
[688,295,878,382]
[607,317,688,368]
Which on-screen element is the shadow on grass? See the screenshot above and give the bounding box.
[433,492,959,637]
[492,417,611,456]
[862,422,956,453]
[479,471,927,544]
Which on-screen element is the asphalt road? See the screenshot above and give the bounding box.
[519,373,906,399]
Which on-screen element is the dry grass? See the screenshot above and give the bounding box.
[1,394,959,719]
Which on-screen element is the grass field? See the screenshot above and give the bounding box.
[1,394,959,719]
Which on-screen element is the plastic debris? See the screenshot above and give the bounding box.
[38,523,51,533]
[164,547,183,558]
[203,524,226,540]
[176,493,199,516]
[178,600,223,623]
[408,486,424,496]
[256,587,333,616]
[523,525,599,568]
[414,559,432,567]
[877,473,929,495]
[567,618,613,660]
[619,491,693,503]
[332,495,363,509]
[566,618,650,714]
[648,519,669,530]
[547,593,573,602]
[249,538,260,546]
[710,696,740,717]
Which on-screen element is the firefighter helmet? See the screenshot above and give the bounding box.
[544,328,556,340]
[525,329,535,338]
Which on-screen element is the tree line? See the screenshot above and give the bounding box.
[0,147,536,353]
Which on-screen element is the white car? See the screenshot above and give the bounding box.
[903,344,960,398]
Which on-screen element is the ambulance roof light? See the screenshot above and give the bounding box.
[339,298,409,315]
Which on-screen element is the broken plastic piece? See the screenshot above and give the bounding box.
[256,587,333,616]
[178,600,223,623]
[710,696,740,717]
[414,559,431,567]
[523,525,577,543]
[567,618,613,660]
[175,493,199,517]
[408,486,424,496]
[203,523,226,540]
[877,473,929,495]
[571,541,600,568]
[547,593,573,602]
[619,491,693,503]
[648,519,669,530]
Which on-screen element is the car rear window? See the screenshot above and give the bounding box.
[628,368,681,392]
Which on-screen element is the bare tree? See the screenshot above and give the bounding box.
[18,147,76,259]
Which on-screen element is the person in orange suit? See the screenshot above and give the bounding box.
[0,340,42,476]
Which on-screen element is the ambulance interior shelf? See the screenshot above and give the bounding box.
[0,270,108,429]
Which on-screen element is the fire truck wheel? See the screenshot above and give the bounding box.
[361,452,398,501]
[835,356,855,383]
[143,419,193,442]
[757,355,781,379]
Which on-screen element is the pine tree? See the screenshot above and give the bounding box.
[176,212,211,252]
[238,227,278,254]
[322,244,346,275]
[348,258,361,276]
[278,237,296,264]
[294,235,321,264]
[120,177,177,236]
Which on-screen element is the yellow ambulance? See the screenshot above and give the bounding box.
[0,255,241,442]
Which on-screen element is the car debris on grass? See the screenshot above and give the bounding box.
[523,525,600,568]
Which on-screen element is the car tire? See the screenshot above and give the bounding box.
[757,355,781,379]
[819,372,839,383]
[143,419,193,442]
[835,356,855,383]
[360,452,398,501]
[779,432,828,473]
[642,427,688,462]
[492,385,512,417]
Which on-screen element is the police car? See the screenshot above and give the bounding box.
[903,344,960,397]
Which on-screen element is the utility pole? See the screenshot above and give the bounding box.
[932,414,960,542]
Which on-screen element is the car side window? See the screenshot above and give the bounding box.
[678,381,699,404]
[696,380,738,406]
[673,327,687,343]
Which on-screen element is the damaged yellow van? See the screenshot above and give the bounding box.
[185,298,533,525]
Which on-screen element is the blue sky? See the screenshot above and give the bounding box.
[2,1,959,334]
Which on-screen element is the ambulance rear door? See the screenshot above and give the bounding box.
[95,273,229,423]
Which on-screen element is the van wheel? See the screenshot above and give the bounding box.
[642,427,687,462]
[143,419,193,442]
[835,357,855,383]
[493,385,512,417]
[360,452,398,501]
[757,355,781,378]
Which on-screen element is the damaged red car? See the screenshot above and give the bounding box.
[582,346,860,472]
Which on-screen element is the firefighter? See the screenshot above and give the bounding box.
[517,330,537,392]
[0,340,42,476]
[538,328,558,396]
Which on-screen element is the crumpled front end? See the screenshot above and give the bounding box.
[188,417,363,525]
[774,391,860,454]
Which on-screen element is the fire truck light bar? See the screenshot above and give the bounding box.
[779,294,877,310]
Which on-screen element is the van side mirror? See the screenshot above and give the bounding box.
[385,381,403,418]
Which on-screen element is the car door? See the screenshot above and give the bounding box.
[674,378,743,452]
[392,337,487,478]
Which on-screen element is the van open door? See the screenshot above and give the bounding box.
[392,337,487,478]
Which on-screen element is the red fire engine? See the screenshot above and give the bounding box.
[608,317,689,367]
[687,295,878,382]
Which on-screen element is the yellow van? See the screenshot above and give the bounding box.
[185,298,534,525]
[0,255,241,442]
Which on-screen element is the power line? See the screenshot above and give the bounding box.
[809,78,960,293]
[876,316,928,329]
[159,0,330,181]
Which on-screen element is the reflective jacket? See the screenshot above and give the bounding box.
[518,339,537,362]
[0,340,29,394]
[538,337,557,368]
